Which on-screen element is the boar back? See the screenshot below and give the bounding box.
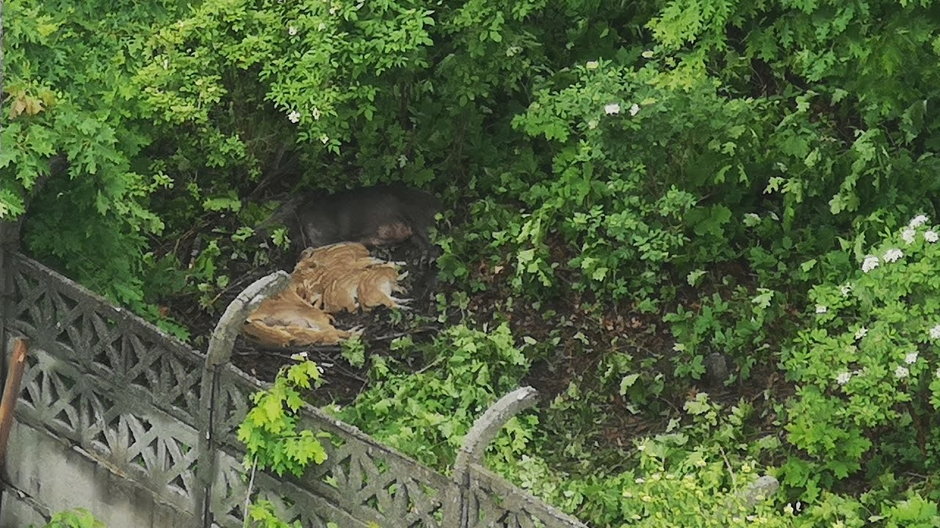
[291,185,440,250]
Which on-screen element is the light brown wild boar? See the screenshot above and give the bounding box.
[243,289,355,347]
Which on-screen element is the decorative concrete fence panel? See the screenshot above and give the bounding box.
[1,255,203,527]
[0,231,588,528]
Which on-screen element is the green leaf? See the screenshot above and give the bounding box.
[619,373,640,395]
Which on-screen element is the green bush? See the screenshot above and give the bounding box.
[335,323,532,468]
[10,0,940,525]
[783,215,940,495]
[507,59,769,303]
[238,359,327,477]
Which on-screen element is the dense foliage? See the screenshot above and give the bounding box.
[7,0,940,525]
[238,358,327,477]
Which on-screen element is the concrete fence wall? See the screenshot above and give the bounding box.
[0,236,587,527]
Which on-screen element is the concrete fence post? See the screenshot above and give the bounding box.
[445,386,539,527]
[194,271,290,527]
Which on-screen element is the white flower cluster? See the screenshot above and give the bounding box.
[837,365,871,387]
[883,248,903,262]
[930,324,940,340]
[865,215,939,271]
[902,228,916,244]
[861,247,903,272]
[862,255,880,273]
[902,215,937,243]
[836,371,852,385]
[909,214,929,228]
[604,103,641,116]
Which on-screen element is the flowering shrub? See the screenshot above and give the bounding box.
[782,215,940,493]
[507,60,766,302]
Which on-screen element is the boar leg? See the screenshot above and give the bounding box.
[412,230,440,267]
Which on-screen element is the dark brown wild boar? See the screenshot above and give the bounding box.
[264,185,441,254]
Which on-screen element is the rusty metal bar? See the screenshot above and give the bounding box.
[0,338,28,472]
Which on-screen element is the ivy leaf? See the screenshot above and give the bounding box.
[619,373,640,395]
